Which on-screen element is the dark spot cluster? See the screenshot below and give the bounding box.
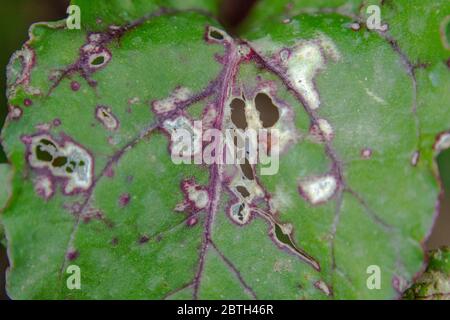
[35,138,86,175]
[233,203,246,223]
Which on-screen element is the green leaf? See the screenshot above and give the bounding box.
[70,0,220,31]
[1,0,449,299]
[0,164,12,212]
[404,247,450,300]
[0,163,11,247]
[239,0,381,34]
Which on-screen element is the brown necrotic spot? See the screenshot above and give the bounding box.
[230,98,247,129]
[254,92,279,128]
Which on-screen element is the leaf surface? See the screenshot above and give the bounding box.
[1,0,449,299]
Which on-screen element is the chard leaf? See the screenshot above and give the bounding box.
[1,0,449,299]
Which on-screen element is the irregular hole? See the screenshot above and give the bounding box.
[235,203,245,222]
[273,223,320,271]
[209,29,224,40]
[52,156,68,167]
[236,185,250,198]
[87,51,111,69]
[437,148,450,193]
[274,224,294,248]
[26,134,94,194]
[91,55,105,65]
[240,159,254,180]
[230,98,248,129]
[40,139,57,148]
[228,201,252,225]
[36,145,53,162]
[254,92,279,128]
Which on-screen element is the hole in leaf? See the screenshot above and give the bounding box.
[91,55,105,66]
[35,146,53,162]
[230,98,247,129]
[40,139,57,148]
[274,224,293,247]
[237,203,245,221]
[438,148,450,193]
[273,223,320,271]
[209,29,224,40]
[255,92,279,128]
[52,156,67,167]
[236,185,250,198]
[426,148,450,249]
[240,158,254,180]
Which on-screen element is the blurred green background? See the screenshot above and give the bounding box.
[0,0,448,300]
